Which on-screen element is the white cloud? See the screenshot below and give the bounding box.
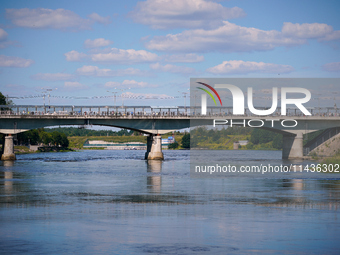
[124,91,174,99]
[0,28,16,49]
[0,28,8,41]
[104,81,121,88]
[0,55,34,67]
[90,48,159,64]
[66,48,205,65]
[65,48,159,64]
[207,60,294,74]
[322,62,340,72]
[84,38,113,48]
[145,21,340,53]
[31,73,75,81]
[282,22,336,39]
[145,21,303,52]
[87,13,111,24]
[319,30,340,41]
[164,53,204,63]
[122,80,148,87]
[76,65,146,77]
[150,62,195,74]
[123,80,156,88]
[64,81,88,90]
[64,50,88,61]
[105,80,156,88]
[129,0,245,29]
[6,8,109,31]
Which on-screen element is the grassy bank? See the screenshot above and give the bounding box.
[14,146,36,155]
[13,146,73,154]
[321,153,340,173]
[69,134,184,149]
[193,134,279,150]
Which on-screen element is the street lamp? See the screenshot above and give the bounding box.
[107,90,118,107]
[178,89,189,114]
[178,89,189,107]
[37,87,57,110]
[46,88,58,107]
[118,87,131,108]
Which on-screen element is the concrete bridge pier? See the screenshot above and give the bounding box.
[145,134,164,160]
[1,134,16,161]
[282,132,303,159]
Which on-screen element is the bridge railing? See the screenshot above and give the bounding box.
[304,127,340,155]
[0,105,339,118]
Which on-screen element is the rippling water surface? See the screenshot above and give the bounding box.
[1,150,340,254]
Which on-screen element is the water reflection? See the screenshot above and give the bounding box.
[258,178,340,210]
[292,179,304,190]
[3,171,13,194]
[2,160,14,167]
[146,160,162,193]
[0,150,339,254]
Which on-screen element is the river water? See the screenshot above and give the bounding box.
[0,150,339,254]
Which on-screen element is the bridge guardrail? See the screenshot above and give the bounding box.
[1,105,339,118]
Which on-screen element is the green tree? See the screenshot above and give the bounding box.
[0,92,6,105]
[40,132,52,145]
[168,141,179,149]
[250,129,277,145]
[250,129,260,144]
[29,129,40,145]
[272,134,283,149]
[181,133,190,148]
[51,131,62,146]
[60,133,69,147]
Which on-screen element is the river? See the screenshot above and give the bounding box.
[0,150,339,254]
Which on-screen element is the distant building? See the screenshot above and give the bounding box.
[83,140,146,150]
[239,140,248,146]
[162,136,175,148]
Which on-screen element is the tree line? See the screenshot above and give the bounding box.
[168,133,190,149]
[45,127,141,137]
[16,128,69,148]
[190,126,283,150]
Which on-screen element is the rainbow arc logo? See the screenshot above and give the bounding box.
[197,82,223,115]
[196,82,223,106]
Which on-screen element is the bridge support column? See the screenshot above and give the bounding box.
[145,134,164,160]
[1,134,16,161]
[282,132,303,159]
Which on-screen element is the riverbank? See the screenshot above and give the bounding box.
[12,146,73,155]
[68,134,185,149]
[321,153,340,172]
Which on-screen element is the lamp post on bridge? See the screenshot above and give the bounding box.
[333,92,338,115]
[119,87,131,108]
[107,88,131,109]
[46,88,58,108]
[37,87,57,112]
[107,90,118,107]
[178,89,189,115]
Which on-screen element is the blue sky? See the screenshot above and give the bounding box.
[0,0,339,107]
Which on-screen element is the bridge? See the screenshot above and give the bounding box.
[1,105,340,160]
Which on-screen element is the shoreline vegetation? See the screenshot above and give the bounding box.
[321,153,340,172]
[0,127,338,161]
